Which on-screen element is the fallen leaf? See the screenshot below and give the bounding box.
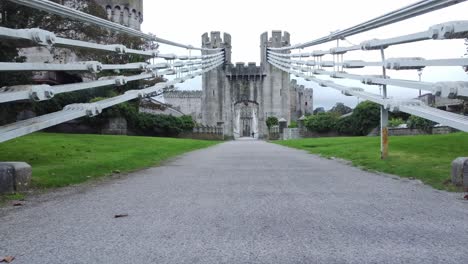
[12,202,23,207]
[464,194,468,200]
[1,256,15,263]
[114,214,128,218]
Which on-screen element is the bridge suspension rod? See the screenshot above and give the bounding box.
[267,53,468,98]
[0,27,225,59]
[267,58,468,132]
[0,58,224,143]
[268,20,468,57]
[268,51,468,69]
[270,0,468,51]
[5,0,221,51]
[0,57,224,104]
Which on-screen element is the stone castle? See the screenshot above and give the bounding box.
[162,31,313,139]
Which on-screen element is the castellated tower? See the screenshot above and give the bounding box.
[95,0,144,30]
[260,31,292,123]
[201,32,232,129]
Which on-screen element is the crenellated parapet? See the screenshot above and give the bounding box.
[268,30,290,48]
[260,30,290,68]
[96,0,144,30]
[202,31,231,63]
[225,62,265,79]
[164,90,202,99]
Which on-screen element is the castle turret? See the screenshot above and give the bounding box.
[201,32,230,129]
[260,31,291,126]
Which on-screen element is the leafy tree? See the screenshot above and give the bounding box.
[313,107,325,115]
[329,102,352,115]
[334,101,381,136]
[335,116,355,135]
[349,101,381,135]
[304,112,339,133]
[266,116,279,129]
[407,115,436,133]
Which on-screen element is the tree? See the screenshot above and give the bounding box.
[335,101,381,136]
[266,116,279,129]
[336,116,355,135]
[304,112,339,133]
[350,101,381,135]
[329,102,352,115]
[313,107,325,115]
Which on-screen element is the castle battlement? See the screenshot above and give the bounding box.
[96,0,144,30]
[202,31,231,63]
[225,62,264,78]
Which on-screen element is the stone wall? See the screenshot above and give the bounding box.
[369,126,456,136]
[178,125,224,140]
[282,128,301,140]
[164,91,203,123]
[101,117,127,135]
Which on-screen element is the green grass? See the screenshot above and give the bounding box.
[275,133,468,191]
[0,133,218,189]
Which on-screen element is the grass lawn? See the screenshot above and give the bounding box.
[275,133,468,191]
[0,133,218,189]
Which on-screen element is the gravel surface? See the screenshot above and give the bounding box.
[1,139,468,263]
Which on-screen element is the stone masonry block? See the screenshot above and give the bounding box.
[0,164,15,194]
[0,162,32,194]
[451,157,468,191]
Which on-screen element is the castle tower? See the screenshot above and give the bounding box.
[95,0,144,30]
[201,32,231,129]
[260,31,291,125]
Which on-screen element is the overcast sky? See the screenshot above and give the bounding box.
[141,0,468,110]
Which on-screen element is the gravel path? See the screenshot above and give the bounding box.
[1,139,467,263]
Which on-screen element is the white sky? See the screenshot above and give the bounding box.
[141,0,468,109]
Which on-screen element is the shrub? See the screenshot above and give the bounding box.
[389,118,405,128]
[266,116,279,129]
[288,121,298,128]
[304,112,339,133]
[350,101,381,135]
[336,116,355,135]
[407,115,436,133]
[86,99,195,137]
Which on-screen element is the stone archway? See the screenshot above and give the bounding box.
[233,100,259,139]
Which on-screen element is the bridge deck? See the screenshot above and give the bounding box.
[1,140,468,263]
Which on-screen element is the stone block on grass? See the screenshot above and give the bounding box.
[451,157,468,191]
[0,162,32,194]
